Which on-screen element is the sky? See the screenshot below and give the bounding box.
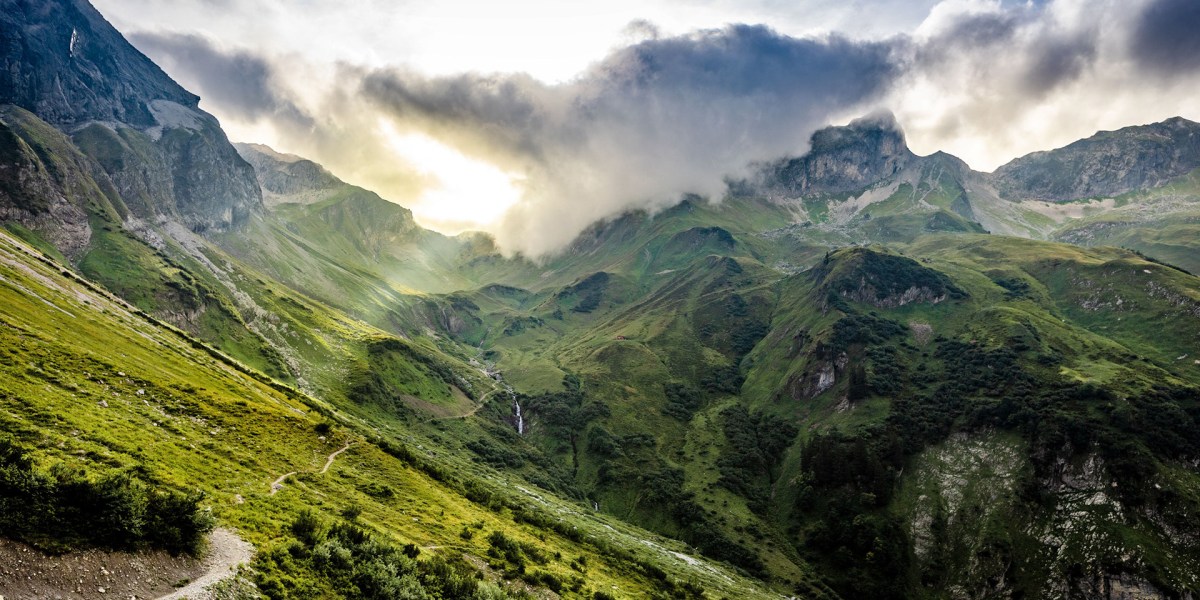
[94,0,1200,256]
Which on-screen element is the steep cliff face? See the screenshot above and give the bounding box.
[235,143,343,207]
[903,434,1198,600]
[0,0,261,233]
[0,106,94,258]
[0,0,282,376]
[761,111,915,196]
[0,0,195,127]
[992,117,1200,202]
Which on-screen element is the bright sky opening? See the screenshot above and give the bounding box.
[95,0,1200,247]
[379,121,523,232]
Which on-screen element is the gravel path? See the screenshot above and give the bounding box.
[156,528,253,600]
[270,440,354,494]
[0,528,252,600]
[269,471,297,495]
[320,442,353,474]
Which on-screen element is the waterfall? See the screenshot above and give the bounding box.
[513,398,525,435]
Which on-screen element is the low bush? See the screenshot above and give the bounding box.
[0,437,213,554]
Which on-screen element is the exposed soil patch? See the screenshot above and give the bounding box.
[0,528,252,600]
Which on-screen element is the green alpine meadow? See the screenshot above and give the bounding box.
[2,0,1200,598]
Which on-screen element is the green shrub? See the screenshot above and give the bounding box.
[268,512,524,600]
[0,437,212,554]
[290,510,325,546]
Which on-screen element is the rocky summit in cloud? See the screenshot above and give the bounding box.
[114,0,1200,257]
[128,31,311,127]
[358,25,900,255]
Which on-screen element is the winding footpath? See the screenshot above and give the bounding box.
[270,441,354,495]
[268,471,297,495]
[320,442,354,474]
[155,528,253,600]
[429,382,511,421]
[168,441,355,598]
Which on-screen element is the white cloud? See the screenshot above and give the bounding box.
[891,0,1200,171]
[98,0,1200,255]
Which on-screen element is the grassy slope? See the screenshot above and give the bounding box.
[426,203,826,590]
[0,106,291,379]
[1049,167,1200,274]
[745,236,1200,596]
[214,203,457,335]
[2,107,501,428]
[436,204,1200,595]
[0,227,783,599]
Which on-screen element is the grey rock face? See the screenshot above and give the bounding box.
[0,0,195,128]
[761,111,915,196]
[992,117,1200,202]
[0,0,261,233]
[0,106,94,258]
[758,112,1200,212]
[150,112,259,232]
[840,283,947,309]
[234,143,343,207]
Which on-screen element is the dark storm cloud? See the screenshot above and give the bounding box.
[891,2,1113,154]
[620,19,662,43]
[1020,34,1097,96]
[128,31,312,127]
[913,7,1096,98]
[1130,0,1200,76]
[359,24,899,155]
[358,25,901,253]
[360,69,556,163]
[120,2,1200,254]
[920,10,1021,55]
[592,24,898,106]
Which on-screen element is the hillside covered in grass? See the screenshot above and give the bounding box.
[0,225,787,598]
[4,0,1200,597]
[423,211,1200,597]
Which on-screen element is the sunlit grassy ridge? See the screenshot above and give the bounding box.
[0,227,785,598]
[8,73,1200,597]
[415,197,1200,597]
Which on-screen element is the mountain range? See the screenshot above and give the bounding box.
[2,1,1200,598]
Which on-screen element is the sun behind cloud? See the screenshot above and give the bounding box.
[378,120,524,232]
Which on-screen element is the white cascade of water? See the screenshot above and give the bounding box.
[513,398,525,435]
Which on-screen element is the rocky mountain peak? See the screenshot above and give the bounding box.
[991,116,1200,202]
[0,0,262,233]
[759,109,915,196]
[235,143,344,207]
[0,0,197,128]
[809,110,904,149]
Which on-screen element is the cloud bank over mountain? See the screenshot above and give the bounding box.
[356,26,899,253]
[886,0,1200,171]
[119,0,1200,256]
